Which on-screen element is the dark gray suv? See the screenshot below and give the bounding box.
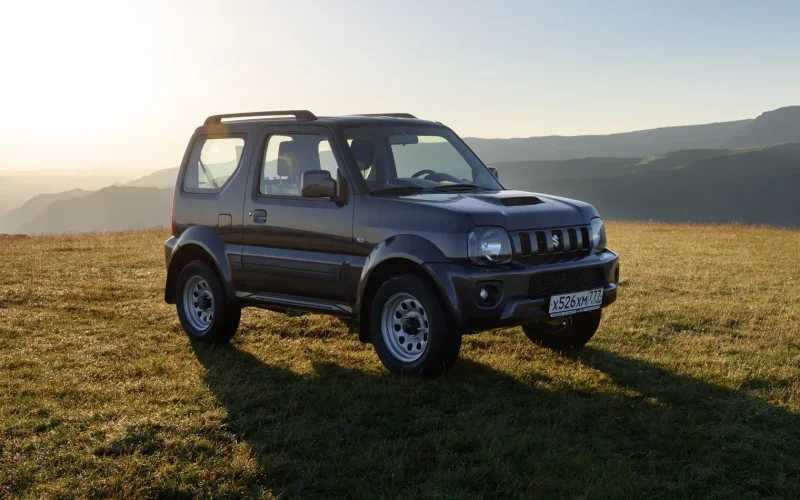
[164,110,619,375]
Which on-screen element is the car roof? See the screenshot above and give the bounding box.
[197,111,443,134]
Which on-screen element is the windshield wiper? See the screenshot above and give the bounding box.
[370,186,428,195]
[432,183,485,192]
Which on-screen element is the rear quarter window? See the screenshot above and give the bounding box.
[183,136,245,192]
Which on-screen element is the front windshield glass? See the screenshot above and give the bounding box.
[344,125,503,193]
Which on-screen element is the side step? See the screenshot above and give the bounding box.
[238,291,355,317]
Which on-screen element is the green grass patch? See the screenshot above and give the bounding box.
[0,224,799,498]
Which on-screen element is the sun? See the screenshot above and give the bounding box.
[1,1,157,141]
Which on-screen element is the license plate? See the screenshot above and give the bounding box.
[549,288,603,317]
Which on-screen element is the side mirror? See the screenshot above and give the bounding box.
[488,166,499,179]
[301,170,337,198]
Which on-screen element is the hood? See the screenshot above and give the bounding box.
[395,190,598,230]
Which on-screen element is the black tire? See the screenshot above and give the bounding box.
[522,309,601,350]
[370,274,461,376]
[175,260,240,344]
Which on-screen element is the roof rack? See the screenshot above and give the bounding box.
[356,113,417,119]
[204,110,317,126]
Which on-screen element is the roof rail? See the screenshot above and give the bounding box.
[356,113,417,119]
[204,110,317,126]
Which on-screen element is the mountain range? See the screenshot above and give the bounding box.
[0,189,90,234]
[466,120,752,164]
[0,173,127,219]
[15,186,173,235]
[1,105,798,234]
[495,143,800,226]
[467,106,800,163]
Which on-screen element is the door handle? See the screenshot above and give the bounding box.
[251,209,267,223]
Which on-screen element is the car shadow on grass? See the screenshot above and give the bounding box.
[192,343,800,499]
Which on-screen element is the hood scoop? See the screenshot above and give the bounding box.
[497,196,544,207]
[469,193,546,207]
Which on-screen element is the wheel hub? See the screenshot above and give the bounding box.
[381,293,430,362]
[182,276,215,332]
[402,315,422,335]
[197,294,212,310]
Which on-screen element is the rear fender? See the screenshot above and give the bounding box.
[165,226,236,302]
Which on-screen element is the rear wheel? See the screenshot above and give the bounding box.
[522,309,601,350]
[370,275,461,376]
[176,260,240,343]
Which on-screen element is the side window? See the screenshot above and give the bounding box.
[260,133,340,196]
[318,140,339,176]
[184,137,245,191]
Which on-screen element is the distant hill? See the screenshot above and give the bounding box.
[464,106,800,164]
[504,143,800,227]
[492,149,730,186]
[492,157,638,185]
[125,167,178,188]
[465,120,751,163]
[0,188,90,234]
[20,186,173,234]
[724,106,800,149]
[0,173,128,213]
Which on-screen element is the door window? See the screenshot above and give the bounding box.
[261,134,340,196]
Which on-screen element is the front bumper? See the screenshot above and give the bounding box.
[425,249,619,333]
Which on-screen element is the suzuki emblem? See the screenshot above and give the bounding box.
[552,233,561,248]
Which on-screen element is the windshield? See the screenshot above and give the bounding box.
[344,125,503,193]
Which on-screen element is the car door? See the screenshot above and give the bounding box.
[241,125,355,302]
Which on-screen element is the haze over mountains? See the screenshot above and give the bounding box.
[1,105,799,234]
[123,167,181,188]
[16,186,173,235]
[0,172,128,217]
[467,106,800,164]
[466,120,753,164]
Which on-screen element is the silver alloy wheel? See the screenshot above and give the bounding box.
[183,276,214,332]
[381,292,430,363]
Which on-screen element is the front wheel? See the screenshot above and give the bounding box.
[522,309,601,350]
[176,260,241,343]
[370,275,461,376]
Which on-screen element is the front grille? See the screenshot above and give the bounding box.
[527,267,605,298]
[512,225,592,264]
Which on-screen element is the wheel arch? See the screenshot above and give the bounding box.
[355,234,457,343]
[165,227,235,304]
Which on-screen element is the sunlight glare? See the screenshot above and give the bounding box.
[2,1,156,141]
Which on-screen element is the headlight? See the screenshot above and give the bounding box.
[468,227,512,265]
[590,217,607,250]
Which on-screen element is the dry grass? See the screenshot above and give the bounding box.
[1,223,799,499]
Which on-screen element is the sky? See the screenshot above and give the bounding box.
[1,0,799,172]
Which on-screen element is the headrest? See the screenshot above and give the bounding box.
[349,139,375,170]
[277,157,291,177]
[277,141,300,177]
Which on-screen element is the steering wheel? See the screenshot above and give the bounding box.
[410,169,436,179]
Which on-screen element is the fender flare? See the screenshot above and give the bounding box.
[165,226,236,302]
[355,234,458,328]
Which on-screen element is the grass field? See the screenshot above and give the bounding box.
[1,223,799,499]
